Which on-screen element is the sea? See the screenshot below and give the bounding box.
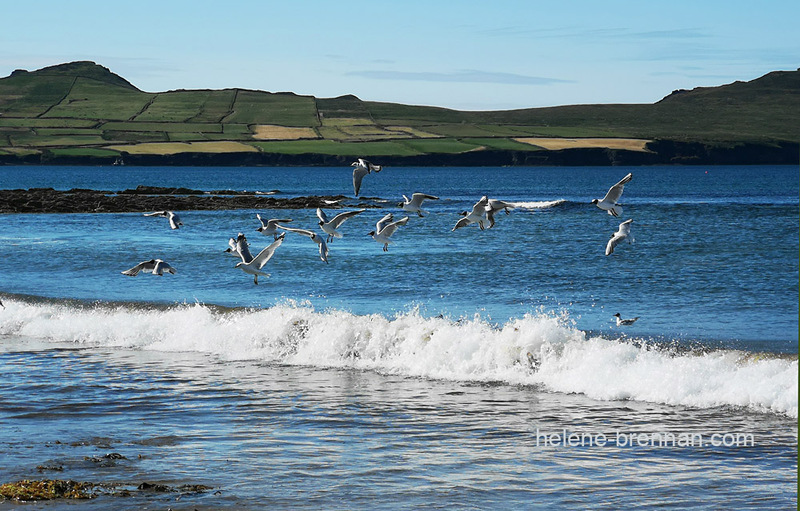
[0,164,797,510]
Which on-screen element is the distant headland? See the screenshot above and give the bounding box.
[0,62,797,166]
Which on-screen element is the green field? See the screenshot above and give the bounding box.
[0,61,797,162]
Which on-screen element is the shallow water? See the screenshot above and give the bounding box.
[0,165,797,509]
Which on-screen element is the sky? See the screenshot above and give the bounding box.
[1,0,797,111]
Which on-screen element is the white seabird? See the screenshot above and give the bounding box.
[605,219,633,256]
[351,158,382,196]
[122,259,177,277]
[486,198,515,228]
[143,210,183,229]
[592,173,632,217]
[398,193,439,217]
[613,313,640,326]
[316,207,365,242]
[279,225,330,263]
[368,213,409,251]
[452,196,489,231]
[256,214,292,240]
[235,233,285,285]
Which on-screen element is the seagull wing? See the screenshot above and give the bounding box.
[471,196,489,215]
[252,233,285,270]
[318,238,329,263]
[267,218,292,228]
[353,166,369,196]
[606,233,626,256]
[168,214,181,230]
[143,211,168,217]
[452,216,471,231]
[316,208,329,224]
[380,216,409,237]
[278,225,316,238]
[601,173,633,204]
[236,236,254,263]
[411,193,438,206]
[618,218,633,236]
[376,213,394,233]
[121,260,155,276]
[329,209,365,228]
[256,213,269,229]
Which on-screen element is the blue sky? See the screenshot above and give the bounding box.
[1,0,797,110]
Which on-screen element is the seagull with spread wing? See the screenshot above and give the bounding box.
[398,193,439,217]
[235,233,286,285]
[316,207,365,242]
[369,213,409,251]
[592,173,632,217]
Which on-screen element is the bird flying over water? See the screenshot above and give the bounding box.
[592,173,632,217]
[605,219,633,256]
[235,233,285,285]
[279,225,330,263]
[352,158,382,196]
[122,259,177,277]
[316,208,365,242]
[143,210,183,229]
[399,193,439,217]
[452,196,489,231]
[613,313,640,326]
[256,214,292,240]
[369,213,409,251]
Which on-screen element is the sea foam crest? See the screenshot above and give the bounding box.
[508,199,567,210]
[1,299,796,418]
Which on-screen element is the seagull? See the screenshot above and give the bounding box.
[398,193,439,217]
[486,198,515,228]
[122,259,177,277]
[279,225,329,263]
[452,196,489,231]
[256,214,292,240]
[605,219,633,256]
[143,210,183,229]
[351,158,382,196]
[613,313,640,326]
[316,208,365,242]
[592,173,632,217]
[368,213,409,251]
[235,233,285,285]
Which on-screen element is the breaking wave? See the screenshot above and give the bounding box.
[0,298,796,418]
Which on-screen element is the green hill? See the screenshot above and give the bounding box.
[0,61,797,165]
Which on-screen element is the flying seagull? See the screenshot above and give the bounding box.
[279,225,330,263]
[143,210,183,229]
[486,198,515,228]
[351,158,382,196]
[605,219,633,256]
[256,214,292,240]
[452,196,489,231]
[235,232,285,285]
[592,173,632,217]
[399,193,439,217]
[316,207,365,242]
[613,313,640,326]
[369,213,409,251]
[122,259,177,277]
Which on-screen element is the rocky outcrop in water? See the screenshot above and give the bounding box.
[0,187,355,214]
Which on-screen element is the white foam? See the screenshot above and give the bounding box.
[1,299,796,418]
[508,199,567,210]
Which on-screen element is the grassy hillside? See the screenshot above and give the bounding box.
[0,61,797,164]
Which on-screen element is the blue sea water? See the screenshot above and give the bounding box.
[0,165,797,509]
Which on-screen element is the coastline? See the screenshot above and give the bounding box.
[2,140,798,167]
